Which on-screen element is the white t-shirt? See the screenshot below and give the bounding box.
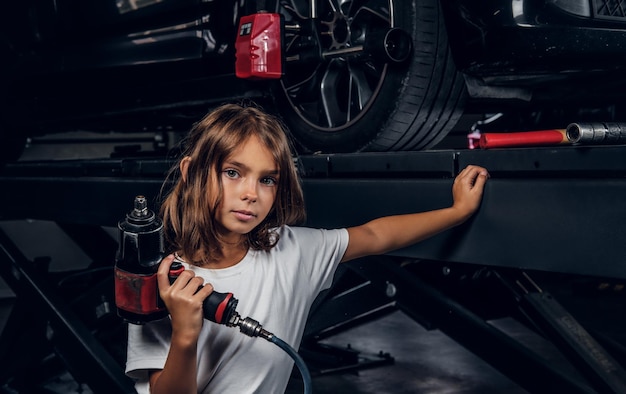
[126,225,349,393]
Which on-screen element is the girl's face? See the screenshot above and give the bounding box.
[216,134,279,242]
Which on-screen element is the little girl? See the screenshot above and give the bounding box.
[125,103,489,394]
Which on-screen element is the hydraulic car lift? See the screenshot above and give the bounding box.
[1,145,626,393]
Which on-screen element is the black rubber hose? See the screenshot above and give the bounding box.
[269,335,313,394]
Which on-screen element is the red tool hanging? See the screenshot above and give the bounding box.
[476,129,569,149]
[235,12,283,80]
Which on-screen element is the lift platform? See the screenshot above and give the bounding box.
[1,144,626,393]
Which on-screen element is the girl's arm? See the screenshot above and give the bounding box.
[149,254,215,394]
[342,165,489,263]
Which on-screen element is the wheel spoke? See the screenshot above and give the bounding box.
[280,0,309,18]
[319,59,347,127]
[341,0,355,16]
[352,0,390,25]
[348,61,373,113]
[284,66,322,102]
[325,0,340,13]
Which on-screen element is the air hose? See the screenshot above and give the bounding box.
[168,262,313,393]
[271,335,313,394]
[200,289,313,394]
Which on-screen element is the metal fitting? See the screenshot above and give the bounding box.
[566,122,626,144]
[238,317,273,340]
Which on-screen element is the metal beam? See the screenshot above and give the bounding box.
[1,146,625,278]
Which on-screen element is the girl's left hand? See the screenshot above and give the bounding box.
[451,165,489,220]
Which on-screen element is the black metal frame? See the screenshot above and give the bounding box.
[0,228,136,393]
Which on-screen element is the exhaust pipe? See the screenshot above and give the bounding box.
[321,28,413,63]
[364,27,413,63]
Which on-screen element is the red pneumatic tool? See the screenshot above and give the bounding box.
[113,196,311,393]
[113,196,270,339]
[113,195,167,323]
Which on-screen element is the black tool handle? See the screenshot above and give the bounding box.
[168,262,239,325]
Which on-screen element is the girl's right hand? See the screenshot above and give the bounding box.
[451,165,489,220]
[157,255,215,343]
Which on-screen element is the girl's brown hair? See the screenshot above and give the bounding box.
[159,103,306,265]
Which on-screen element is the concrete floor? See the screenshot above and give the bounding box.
[285,312,532,394]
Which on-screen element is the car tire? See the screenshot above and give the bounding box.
[274,0,466,154]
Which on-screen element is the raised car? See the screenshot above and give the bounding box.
[2,0,626,161]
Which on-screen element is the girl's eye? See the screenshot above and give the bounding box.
[224,169,239,178]
[261,176,277,186]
